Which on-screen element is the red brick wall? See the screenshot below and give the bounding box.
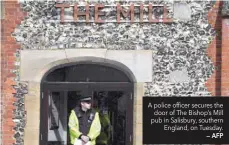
[1,1,26,144]
[206,1,223,96]
[221,18,229,96]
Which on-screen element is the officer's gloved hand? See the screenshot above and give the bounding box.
[81,135,90,143]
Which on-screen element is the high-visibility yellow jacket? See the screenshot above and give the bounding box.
[68,108,101,145]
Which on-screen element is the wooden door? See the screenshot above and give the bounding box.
[125,91,133,145]
[40,83,91,145]
[40,83,133,145]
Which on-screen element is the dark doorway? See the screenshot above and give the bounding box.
[40,63,133,145]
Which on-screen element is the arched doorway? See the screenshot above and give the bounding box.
[40,63,134,145]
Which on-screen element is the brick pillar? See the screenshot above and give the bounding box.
[221,19,229,96]
[206,1,223,96]
[1,1,26,145]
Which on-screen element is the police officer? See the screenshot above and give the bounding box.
[68,95,101,145]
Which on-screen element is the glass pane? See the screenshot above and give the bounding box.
[49,92,60,130]
[47,91,83,145]
[48,92,66,145]
[67,91,81,114]
[46,68,66,82]
[93,91,126,145]
[45,64,131,82]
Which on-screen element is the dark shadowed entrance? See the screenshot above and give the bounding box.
[40,63,133,145]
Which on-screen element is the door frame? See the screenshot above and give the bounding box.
[40,82,133,145]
